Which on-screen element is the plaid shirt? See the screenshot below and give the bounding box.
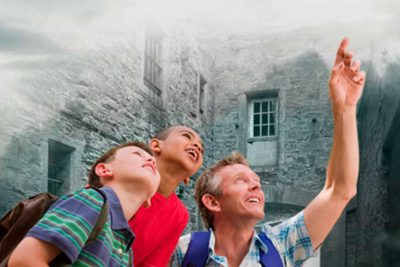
[169,211,316,267]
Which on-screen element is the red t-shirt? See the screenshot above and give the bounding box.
[129,192,189,267]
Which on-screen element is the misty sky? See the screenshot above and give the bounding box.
[0,0,399,62]
[0,0,399,89]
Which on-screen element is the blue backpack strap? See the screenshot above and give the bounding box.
[182,231,210,267]
[258,232,284,267]
[182,231,283,267]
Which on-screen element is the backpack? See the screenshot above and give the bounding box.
[181,231,284,267]
[0,188,109,267]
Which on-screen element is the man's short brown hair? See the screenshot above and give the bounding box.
[194,152,249,229]
[88,141,152,188]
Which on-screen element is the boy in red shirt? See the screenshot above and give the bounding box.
[129,126,204,266]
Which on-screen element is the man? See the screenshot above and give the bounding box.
[170,37,366,266]
[129,126,204,266]
[9,141,160,267]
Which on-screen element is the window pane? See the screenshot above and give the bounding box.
[270,101,276,112]
[270,125,275,136]
[262,113,268,124]
[254,126,260,137]
[261,125,268,136]
[262,101,268,112]
[250,98,278,138]
[269,113,275,123]
[48,140,74,196]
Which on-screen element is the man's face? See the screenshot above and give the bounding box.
[215,163,265,222]
[157,126,204,176]
[108,146,161,198]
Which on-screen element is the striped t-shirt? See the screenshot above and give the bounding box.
[27,186,134,267]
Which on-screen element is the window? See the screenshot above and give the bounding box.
[198,75,207,115]
[249,98,278,138]
[48,140,74,196]
[144,29,163,96]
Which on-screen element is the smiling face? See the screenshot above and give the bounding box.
[154,126,204,177]
[105,146,161,198]
[215,163,265,223]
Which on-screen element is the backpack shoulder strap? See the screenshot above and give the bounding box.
[84,188,132,267]
[182,231,210,267]
[85,187,133,266]
[181,231,284,267]
[258,232,284,267]
[85,188,108,244]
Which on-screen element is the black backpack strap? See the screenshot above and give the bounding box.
[90,188,132,267]
[258,232,284,267]
[85,188,108,244]
[182,231,210,267]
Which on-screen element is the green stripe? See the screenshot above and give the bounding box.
[113,230,126,240]
[112,235,126,248]
[36,222,82,251]
[52,208,92,233]
[110,252,130,265]
[46,212,89,237]
[38,213,89,246]
[83,188,105,203]
[71,254,98,267]
[110,252,121,263]
[73,194,102,212]
[98,234,113,251]
[78,250,105,267]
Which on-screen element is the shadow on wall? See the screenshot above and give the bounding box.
[354,60,400,267]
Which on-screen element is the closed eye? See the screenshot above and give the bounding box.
[182,133,191,139]
[235,177,247,183]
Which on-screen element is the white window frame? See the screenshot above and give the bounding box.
[249,98,278,138]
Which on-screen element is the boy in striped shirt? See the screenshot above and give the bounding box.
[9,141,160,267]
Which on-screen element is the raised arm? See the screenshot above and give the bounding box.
[304,37,366,250]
